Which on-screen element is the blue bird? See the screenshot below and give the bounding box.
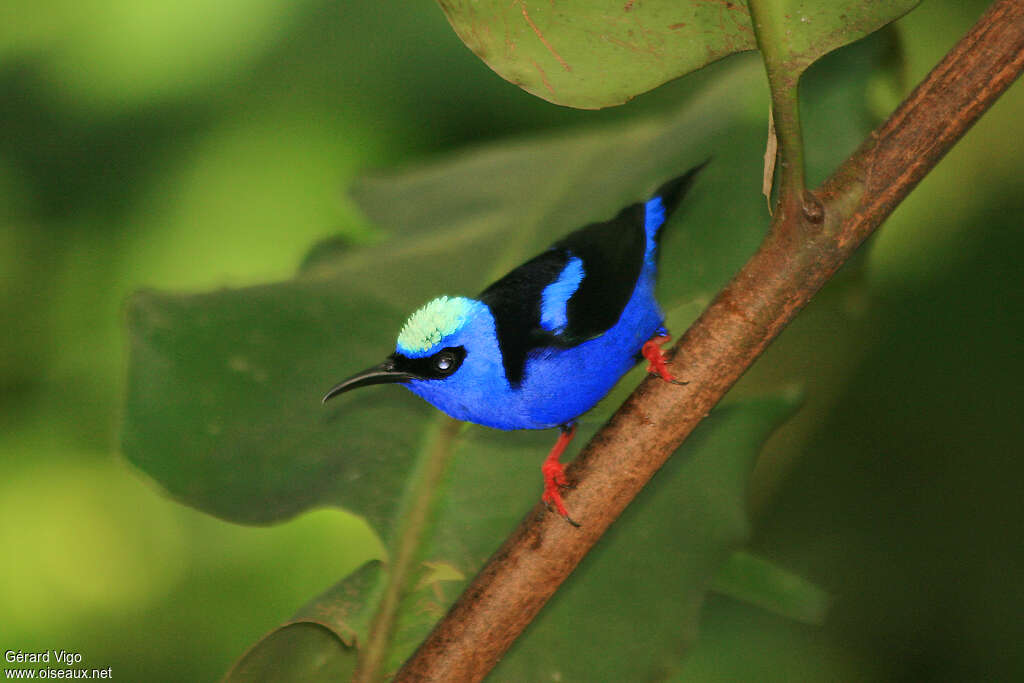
[324,162,706,524]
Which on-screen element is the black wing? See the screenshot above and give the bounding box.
[478,248,571,386]
[478,204,647,386]
[556,162,707,340]
[554,202,648,343]
[479,163,706,385]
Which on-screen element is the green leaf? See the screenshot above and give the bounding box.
[225,562,382,682]
[226,623,356,683]
[123,61,788,679]
[710,550,829,625]
[435,1,918,109]
[436,0,756,109]
[751,0,919,79]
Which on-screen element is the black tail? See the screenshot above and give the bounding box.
[653,158,710,221]
[648,159,710,260]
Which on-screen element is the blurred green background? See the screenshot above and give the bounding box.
[2,1,1022,680]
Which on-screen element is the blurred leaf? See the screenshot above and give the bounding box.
[668,595,866,683]
[863,26,910,122]
[20,0,308,108]
[226,623,356,683]
[225,562,382,682]
[710,550,829,624]
[298,235,359,276]
[800,26,909,188]
[123,61,789,679]
[436,0,756,109]
[0,461,187,623]
[125,109,378,291]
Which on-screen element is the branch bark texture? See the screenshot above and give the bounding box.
[395,1,1024,680]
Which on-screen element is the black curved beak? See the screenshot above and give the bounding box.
[322,359,416,404]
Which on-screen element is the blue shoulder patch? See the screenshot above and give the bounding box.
[644,196,666,236]
[540,256,585,333]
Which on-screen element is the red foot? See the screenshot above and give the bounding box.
[642,333,678,382]
[541,424,580,526]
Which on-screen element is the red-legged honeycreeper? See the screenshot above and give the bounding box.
[324,162,707,524]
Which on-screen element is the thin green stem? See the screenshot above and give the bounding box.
[354,417,461,683]
[748,0,807,216]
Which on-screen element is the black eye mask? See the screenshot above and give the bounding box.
[390,346,466,380]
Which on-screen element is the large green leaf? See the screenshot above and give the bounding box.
[437,0,756,109]
[436,0,918,109]
[123,62,819,679]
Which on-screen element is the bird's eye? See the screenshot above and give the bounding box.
[431,347,464,377]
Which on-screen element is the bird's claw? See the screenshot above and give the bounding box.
[541,457,580,526]
[539,423,580,526]
[541,460,569,488]
[642,333,686,385]
[542,494,581,527]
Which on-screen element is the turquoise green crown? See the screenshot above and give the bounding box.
[397,296,481,357]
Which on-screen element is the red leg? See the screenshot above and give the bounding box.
[641,332,687,385]
[541,423,580,526]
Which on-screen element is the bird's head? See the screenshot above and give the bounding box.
[322,296,502,406]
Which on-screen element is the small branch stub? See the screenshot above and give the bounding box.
[802,190,825,224]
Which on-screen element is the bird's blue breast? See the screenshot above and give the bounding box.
[404,252,663,431]
[504,201,666,428]
[512,268,663,429]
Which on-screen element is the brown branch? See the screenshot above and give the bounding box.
[394,1,1024,680]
